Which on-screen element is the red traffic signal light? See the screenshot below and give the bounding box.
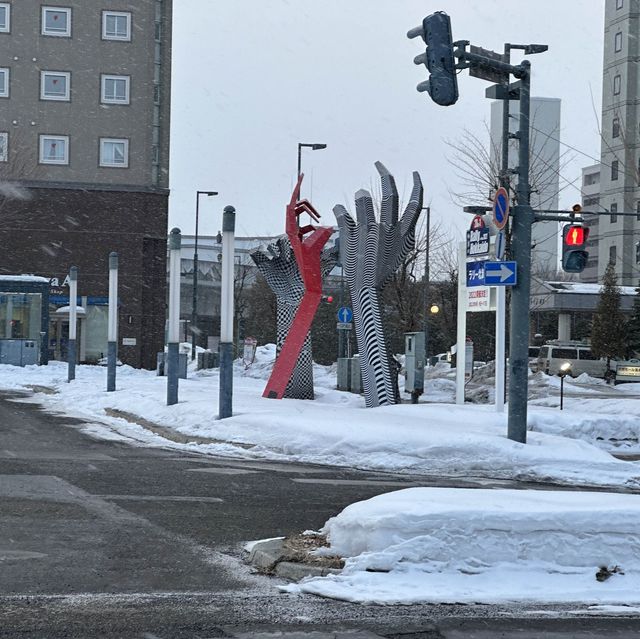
[322,295,334,303]
[564,225,587,247]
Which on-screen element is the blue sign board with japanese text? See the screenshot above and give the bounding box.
[466,261,486,287]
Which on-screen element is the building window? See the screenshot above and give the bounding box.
[0,3,10,33]
[39,135,69,165]
[99,138,129,167]
[614,74,621,95]
[611,160,619,181]
[636,200,640,221]
[584,172,600,186]
[0,67,8,98]
[613,117,620,138]
[42,7,71,37]
[41,71,70,101]
[0,132,7,162]
[610,202,618,223]
[617,0,624,9]
[609,245,617,264]
[615,31,623,53]
[102,11,131,41]
[101,75,130,104]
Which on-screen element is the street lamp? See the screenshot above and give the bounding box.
[558,361,572,410]
[192,190,219,360]
[297,142,327,178]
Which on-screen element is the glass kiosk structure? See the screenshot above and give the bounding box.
[0,277,49,366]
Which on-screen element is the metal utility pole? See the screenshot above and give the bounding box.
[507,60,533,443]
[107,252,118,392]
[67,266,78,382]
[167,228,181,406]
[407,11,548,442]
[218,205,236,419]
[422,206,431,364]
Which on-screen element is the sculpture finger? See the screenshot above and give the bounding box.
[275,235,293,263]
[250,249,271,267]
[333,204,356,235]
[355,189,376,228]
[375,161,399,227]
[400,171,424,237]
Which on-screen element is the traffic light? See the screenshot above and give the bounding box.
[407,11,459,107]
[562,224,589,273]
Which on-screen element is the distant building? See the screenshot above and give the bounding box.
[176,235,280,350]
[0,1,172,367]
[580,164,601,283]
[598,0,640,285]
[490,97,561,275]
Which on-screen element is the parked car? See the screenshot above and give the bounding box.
[536,343,607,378]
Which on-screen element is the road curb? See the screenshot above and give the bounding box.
[247,537,343,581]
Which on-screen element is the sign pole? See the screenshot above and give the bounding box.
[495,286,506,412]
[456,242,466,404]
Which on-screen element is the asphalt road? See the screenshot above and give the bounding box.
[2,389,640,638]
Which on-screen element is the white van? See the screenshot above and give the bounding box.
[537,344,607,378]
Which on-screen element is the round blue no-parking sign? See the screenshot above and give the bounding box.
[493,187,510,230]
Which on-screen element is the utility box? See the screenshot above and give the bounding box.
[405,332,425,395]
[156,352,188,378]
[350,355,363,394]
[0,339,40,366]
[197,351,219,370]
[337,357,351,391]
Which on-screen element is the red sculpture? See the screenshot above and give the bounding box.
[263,174,333,399]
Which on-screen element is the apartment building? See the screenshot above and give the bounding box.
[0,1,172,367]
[598,0,640,285]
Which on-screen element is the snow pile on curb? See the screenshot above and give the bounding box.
[286,487,640,605]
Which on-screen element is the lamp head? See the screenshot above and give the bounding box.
[559,361,572,377]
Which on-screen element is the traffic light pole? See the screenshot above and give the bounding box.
[507,61,532,443]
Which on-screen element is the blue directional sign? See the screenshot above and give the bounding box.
[466,261,486,287]
[484,261,517,286]
[337,306,353,323]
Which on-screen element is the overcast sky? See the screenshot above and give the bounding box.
[168,1,604,241]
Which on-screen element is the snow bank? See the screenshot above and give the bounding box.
[1,359,640,489]
[287,487,640,605]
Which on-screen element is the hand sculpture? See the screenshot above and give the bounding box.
[334,161,423,407]
[252,174,334,400]
[251,234,337,399]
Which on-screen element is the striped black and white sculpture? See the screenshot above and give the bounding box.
[251,236,338,399]
[334,161,423,407]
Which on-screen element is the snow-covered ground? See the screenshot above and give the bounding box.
[4,346,640,606]
[285,487,640,605]
[0,345,639,489]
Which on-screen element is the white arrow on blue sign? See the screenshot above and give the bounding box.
[337,306,353,323]
[466,261,486,287]
[484,261,517,286]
